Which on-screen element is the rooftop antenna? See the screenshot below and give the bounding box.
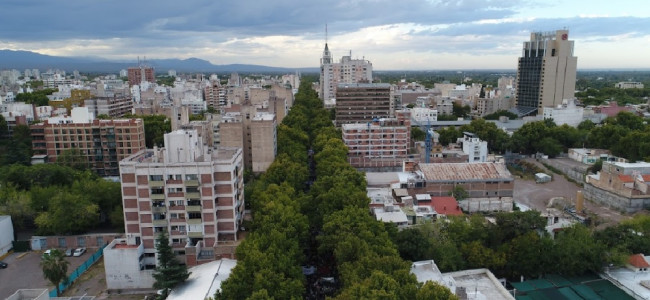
[325,23,328,44]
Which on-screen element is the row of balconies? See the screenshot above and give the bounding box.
[148,179,199,187]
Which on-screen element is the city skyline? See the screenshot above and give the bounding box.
[0,0,649,70]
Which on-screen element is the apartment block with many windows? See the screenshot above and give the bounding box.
[119,129,244,266]
[30,107,145,176]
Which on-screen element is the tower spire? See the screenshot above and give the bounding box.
[326,23,328,45]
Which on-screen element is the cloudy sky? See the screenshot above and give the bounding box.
[1,0,649,70]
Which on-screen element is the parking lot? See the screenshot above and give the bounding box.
[513,158,629,227]
[0,248,96,299]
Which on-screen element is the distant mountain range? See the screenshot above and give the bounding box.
[0,50,318,74]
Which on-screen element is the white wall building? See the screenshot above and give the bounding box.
[410,107,438,124]
[319,43,373,102]
[458,132,488,163]
[542,98,584,127]
[104,238,155,290]
[0,216,14,257]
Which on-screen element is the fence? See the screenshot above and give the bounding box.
[49,244,107,297]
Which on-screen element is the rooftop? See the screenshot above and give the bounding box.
[122,147,240,165]
[417,162,512,182]
[167,259,237,300]
[629,254,650,268]
[430,196,463,216]
[337,83,391,89]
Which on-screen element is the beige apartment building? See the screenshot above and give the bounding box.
[515,29,577,116]
[119,129,244,267]
[219,111,277,173]
[319,42,373,102]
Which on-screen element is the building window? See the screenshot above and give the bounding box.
[58,238,66,247]
[77,237,86,247]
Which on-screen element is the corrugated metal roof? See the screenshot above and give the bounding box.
[417,163,512,181]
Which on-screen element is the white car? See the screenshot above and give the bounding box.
[73,247,86,257]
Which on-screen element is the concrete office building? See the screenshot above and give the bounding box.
[319,42,373,103]
[119,129,244,267]
[515,30,577,116]
[30,107,145,176]
[335,83,391,126]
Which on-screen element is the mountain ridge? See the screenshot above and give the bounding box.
[0,49,317,73]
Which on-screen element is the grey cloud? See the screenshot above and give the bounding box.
[0,0,523,41]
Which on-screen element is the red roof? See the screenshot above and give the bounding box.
[430,196,463,216]
[619,175,634,183]
[629,254,650,268]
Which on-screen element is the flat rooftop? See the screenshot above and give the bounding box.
[122,147,240,164]
[447,269,514,300]
[167,259,237,300]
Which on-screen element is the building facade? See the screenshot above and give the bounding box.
[128,66,155,86]
[30,108,145,176]
[319,44,373,102]
[400,162,514,212]
[335,83,391,126]
[119,129,244,267]
[342,111,411,169]
[250,113,277,173]
[515,30,577,116]
[84,94,134,118]
[585,161,650,213]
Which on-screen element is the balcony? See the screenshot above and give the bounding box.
[187,218,202,225]
[166,179,183,184]
[184,180,200,187]
[152,219,168,226]
[169,218,186,223]
[186,205,202,212]
[168,192,184,198]
[152,206,167,213]
[151,194,165,200]
[148,180,164,187]
[188,231,203,238]
[186,192,200,199]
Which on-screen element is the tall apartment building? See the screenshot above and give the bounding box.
[119,129,244,267]
[515,30,577,116]
[335,83,392,126]
[128,66,155,86]
[84,94,133,118]
[219,111,277,173]
[30,107,145,176]
[204,80,226,109]
[250,113,277,173]
[342,111,410,169]
[319,43,373,102]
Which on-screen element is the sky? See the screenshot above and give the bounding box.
[0,0,649,70]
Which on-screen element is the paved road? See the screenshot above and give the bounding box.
[513,158,629,227]
[0,250,94,299]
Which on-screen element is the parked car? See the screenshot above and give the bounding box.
[0,261,7,268]
[73,247,86,257]
[42,249,53,257]
[65,248,73,257]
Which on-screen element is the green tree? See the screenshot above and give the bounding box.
[56,148,89,171]
[411,126,426,142]
[132,115,171,148]
[416,281,459,300]
[40,249,69,296]
[448,186,468,201]
[0,114,8,138]
[153,231,190,297]
[34,191,99,234]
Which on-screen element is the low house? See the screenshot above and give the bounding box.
[0,215,14,257]
[535,173,552,183]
